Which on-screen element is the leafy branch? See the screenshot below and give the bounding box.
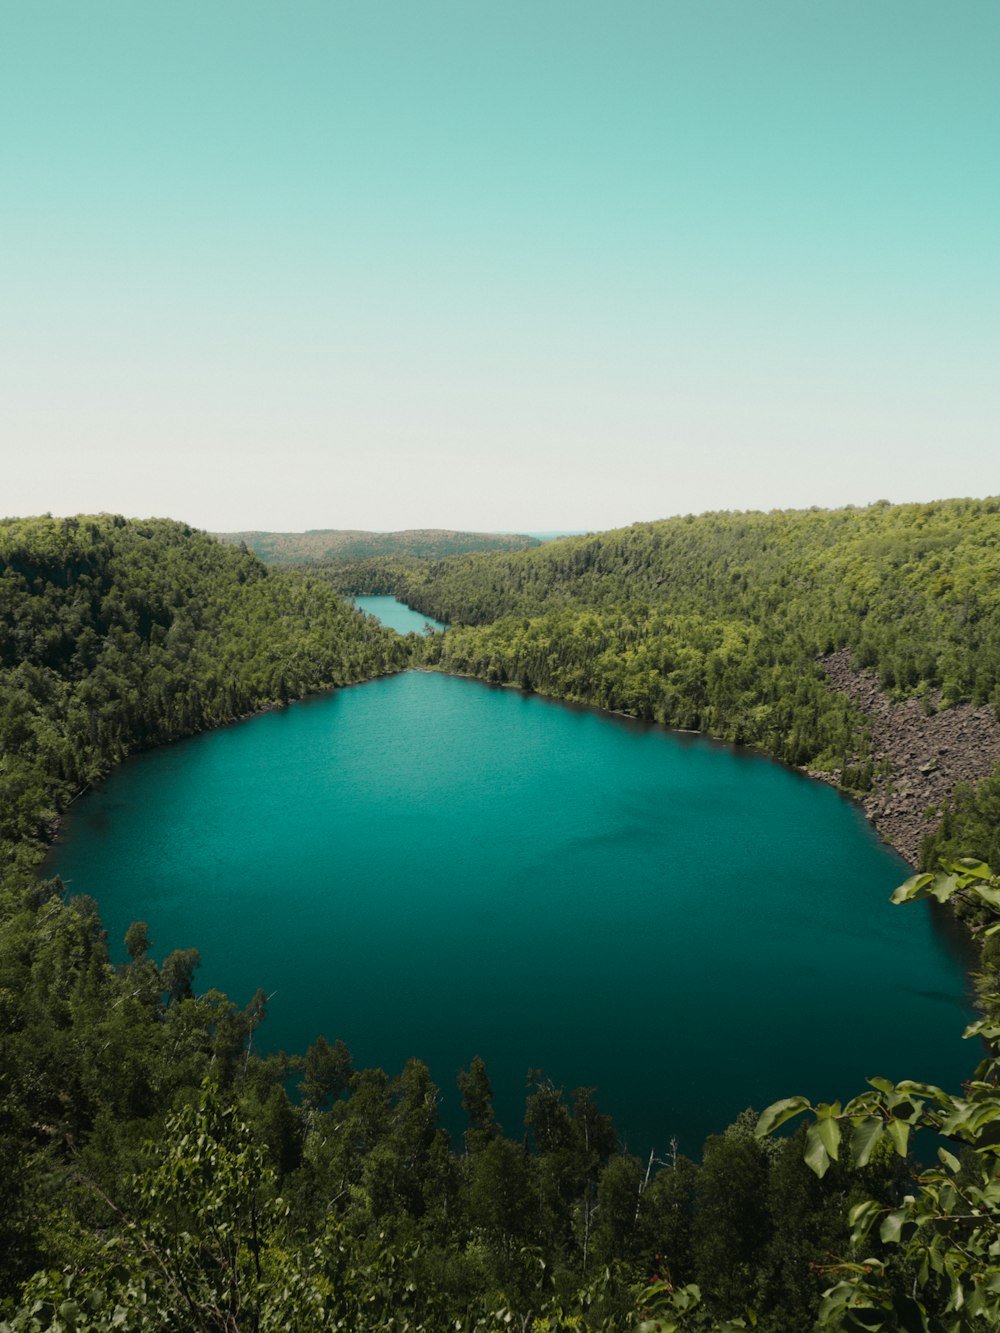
[757,859,1000,1331]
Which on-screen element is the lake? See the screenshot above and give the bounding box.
[354,596,446,635]
[47,669,975,1155]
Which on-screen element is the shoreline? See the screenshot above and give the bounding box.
[50,653,999,881]
[417,660,999,872]
[43,664,410,856]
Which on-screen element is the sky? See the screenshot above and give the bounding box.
[3,1,997,534]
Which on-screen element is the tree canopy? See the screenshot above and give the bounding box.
[2,506,1000,1329]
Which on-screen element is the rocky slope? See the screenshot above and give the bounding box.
[821,649,1000,866]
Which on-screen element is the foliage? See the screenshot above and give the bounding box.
[3,506,1000,1329]
[922,774,1000,874]
[0,514,408,874]
[421,604,859,769]
[757,859,1000,1331]
[213,527,540,565]
[394,498,1000,788]
[315,499,1000,815]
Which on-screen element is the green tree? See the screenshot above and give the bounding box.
[457,1054,500,1153]
[299,1034,353,1112]
[160,946,201,1002]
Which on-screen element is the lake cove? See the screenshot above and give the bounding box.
[354,595,446,635]
[47,670,975,1154]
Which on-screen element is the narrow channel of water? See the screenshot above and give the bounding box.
[354,595,446,635]
[47,669,975,1154]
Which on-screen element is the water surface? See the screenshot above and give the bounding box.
[48,671,974,1153]
[354,596,445,635]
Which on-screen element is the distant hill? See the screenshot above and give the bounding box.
[522,530,590,543]
[213,528,541,564]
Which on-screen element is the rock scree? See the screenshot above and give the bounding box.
[820,649,1000,868]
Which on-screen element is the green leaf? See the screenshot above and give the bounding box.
[929,874,960,903]
[961,1014,1000,1040]
[965,1281,986,1317]
[867,1076,895,1094]
[817,1282,856,1323]
[851,1117,884,1168]
[894,1080,946,1099]
[955,858,993,879]
[886,1120,910,1157]
[950,1275,964,1311]
[848,1200,882,1228]
[816,1114,842,1161]
[938,1147,961,1172]
[848,1200,883,1245]
[891,873,934,904]
[879,1208,907,1244]
[805,1123,832,1178]
[756,1096,811,1138]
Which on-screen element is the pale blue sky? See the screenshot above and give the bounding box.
[3,2,997,532]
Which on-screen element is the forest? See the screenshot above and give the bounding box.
[321,499,1000,866]
[3,506,1000,1330]
[212,528,540,566]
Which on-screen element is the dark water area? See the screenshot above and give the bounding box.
[47,670,976,1156]
[353,595,446,635]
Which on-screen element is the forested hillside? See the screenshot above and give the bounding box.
[409,500,1000,665]
[1,514,903,1331]
[411,498,1000,704]
[372,498,1000,865]
[3,508,1000,1330]
[0,515,407,877]
[213,527,540,564]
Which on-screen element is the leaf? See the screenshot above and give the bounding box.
[817,1282,856,1323]
[965,1282,986,1318]
[849,1200,882,1228]
[848,1200,883,1245]
[886,1120,910,1157]
[955,858,993,879]
[974,884,1000,909]
[894,1080,946,1099]
[929,874,961,903]
[756,1096,811,1137]
[938,1147,961,1172]
[879,1208,907,1244]
[851,1117,884,1168]
[816,1115,842,1161]
[891,873,934,904]
[805,1123,832,1178]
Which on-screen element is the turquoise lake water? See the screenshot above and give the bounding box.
[354,596,446,635]
[47,670,976,1154]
